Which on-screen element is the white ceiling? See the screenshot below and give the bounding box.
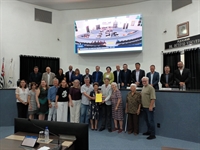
[18,0,150,10]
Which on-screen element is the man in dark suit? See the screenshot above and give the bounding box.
[92,66,103,86]
[82,68,93,85]
[65,65,74,86]
[120,64,131,89]
[29,66,42,85]
[160,66,174,88]
[113,65,121,84]
[131,62,145,87]
[146,65,160,90]
[174,61,191,89]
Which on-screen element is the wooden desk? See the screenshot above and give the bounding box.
[0,132,75,150]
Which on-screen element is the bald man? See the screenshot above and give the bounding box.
[113,65,121,84]
[65,65,75,86]
[41,67,55,86]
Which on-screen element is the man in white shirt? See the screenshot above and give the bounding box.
[41,67,55,86]
[99,78,112,132]
[131,63,145,87]
[113,65,121,84]
[80,77,93,124]
[146,65,160,90]
[65,65,75,87]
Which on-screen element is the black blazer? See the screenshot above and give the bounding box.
[131,69,145,87]
[174,68,191,88]
[56,74,65,84]
[29,72,42,85]
[65,71,75,84]
[146,71,160,89]
[82,74,93,85]
[120,69,131,86]
[92,71,103,86]
[160,73,174,88]
[113,70,121,84]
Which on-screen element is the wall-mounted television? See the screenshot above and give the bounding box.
[74,14,142,54]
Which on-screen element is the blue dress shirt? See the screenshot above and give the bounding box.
[47,86,58,102]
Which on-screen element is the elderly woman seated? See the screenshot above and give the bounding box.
[125,84,141,135]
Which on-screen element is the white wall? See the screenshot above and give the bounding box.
[0,0,62,83]
[0,0,200,84]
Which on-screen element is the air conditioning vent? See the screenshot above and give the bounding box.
[172,0,192,11]
[35,8,52,24]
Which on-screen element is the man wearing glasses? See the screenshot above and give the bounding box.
[141,77,156,140]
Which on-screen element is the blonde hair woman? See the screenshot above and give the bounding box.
[36,80,49,120]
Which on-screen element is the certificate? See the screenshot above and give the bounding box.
[95,93,102,103]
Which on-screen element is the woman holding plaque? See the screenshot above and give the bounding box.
[88,82,100,130]
[111,82,123,133]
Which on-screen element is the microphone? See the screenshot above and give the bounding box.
[28,119,62,150]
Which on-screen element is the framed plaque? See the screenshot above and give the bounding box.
[177,21,189,38]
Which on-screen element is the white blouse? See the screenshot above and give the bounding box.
[106,74,110,78]
[15,87,29,103]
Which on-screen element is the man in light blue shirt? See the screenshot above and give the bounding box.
[47,78,59,121]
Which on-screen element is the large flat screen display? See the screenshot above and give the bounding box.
[75,14,142,54]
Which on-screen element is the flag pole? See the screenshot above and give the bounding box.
[0,57,5,89]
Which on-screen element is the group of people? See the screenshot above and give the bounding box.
[29,61,191,90]
[16,61,190,140]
